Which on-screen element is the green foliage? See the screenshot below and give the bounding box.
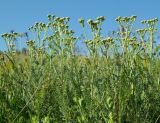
[0,15,160,123]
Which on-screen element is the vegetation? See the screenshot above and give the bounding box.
[0,14,160,123]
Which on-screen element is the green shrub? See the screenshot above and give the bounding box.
[0,15,160,123]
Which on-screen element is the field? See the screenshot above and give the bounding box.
[0,15,160,123]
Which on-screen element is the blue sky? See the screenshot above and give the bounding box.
[0,0,160,50]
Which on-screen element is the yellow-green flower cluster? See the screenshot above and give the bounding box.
[115,15,137,23]
[102,37,114,46]
[141,18,158,25]
[26,40,35,47]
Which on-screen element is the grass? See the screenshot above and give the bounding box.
[0,15,160,123]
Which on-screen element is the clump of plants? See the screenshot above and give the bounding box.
[0,14,160,123]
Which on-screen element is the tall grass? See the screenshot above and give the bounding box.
[0,15,160,123]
